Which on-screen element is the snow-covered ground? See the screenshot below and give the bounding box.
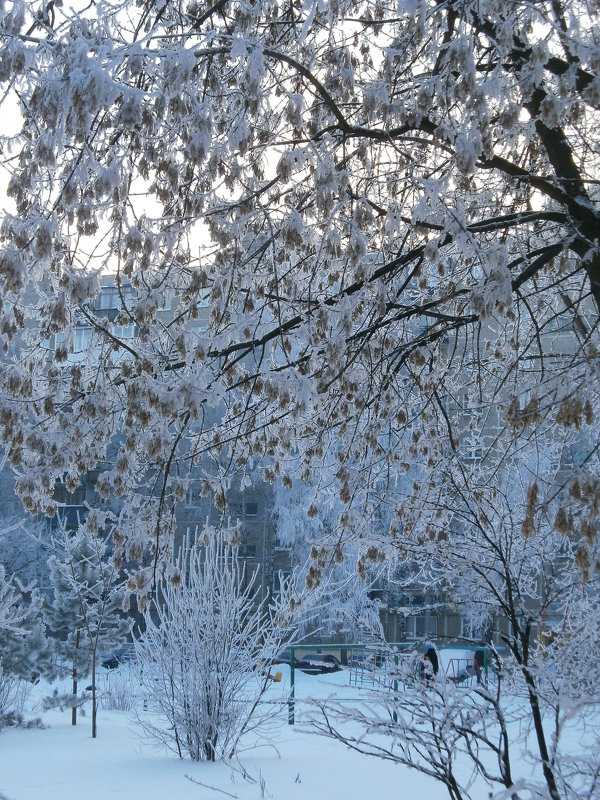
[0,704,438,800]
[0,665,440,800]
[0,653,594,800]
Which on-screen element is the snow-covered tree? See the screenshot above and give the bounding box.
[47,513,127,737]
[0,515,47,589]
[46,541,93,727]
[0,1,599,789]
[312,674,514,800]
[134,523,296,762]
[312,458,600,800]
[0,563,49,728]
[0,558,51,676]
[0,512,50,634]
[0,515,56,682]
[0,565,28,638]
[273,475,387,639]
[0,0,597,590]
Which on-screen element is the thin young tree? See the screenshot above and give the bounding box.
[46,544,95,727]
[48,512,127,737]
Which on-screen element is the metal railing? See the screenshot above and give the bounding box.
[285,642,492,724]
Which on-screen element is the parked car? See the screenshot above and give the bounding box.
[296,653,343,674]
[272,648,294,666]
[100,644,135,670]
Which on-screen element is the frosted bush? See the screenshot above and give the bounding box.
[0,667,34,729]
[134,525,296,762]
[101,667,140,712]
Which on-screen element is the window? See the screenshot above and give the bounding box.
[198,290,210,309]
[95,285,134,310]
[53,327,92,353]
[461,391,483,416]
[54,484,86,506]
[245,501,258,517]
[517,356,547,411]
[461,439,483,461]
[74,327,92,352]
[54,483,87,530]
[461,617,486,641]
[405,615,438,638]
[272,571,291,594]
[112,323,138,339]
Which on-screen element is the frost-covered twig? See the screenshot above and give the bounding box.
[184,774,238,798]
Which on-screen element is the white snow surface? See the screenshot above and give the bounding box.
[0,652,593,800]
[1,668,433,800]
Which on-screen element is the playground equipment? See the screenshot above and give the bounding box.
[285,642,492,724]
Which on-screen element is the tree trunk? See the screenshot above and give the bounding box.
[523,670,562,800]
[91,648,97,739]
[71,628,80,726]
